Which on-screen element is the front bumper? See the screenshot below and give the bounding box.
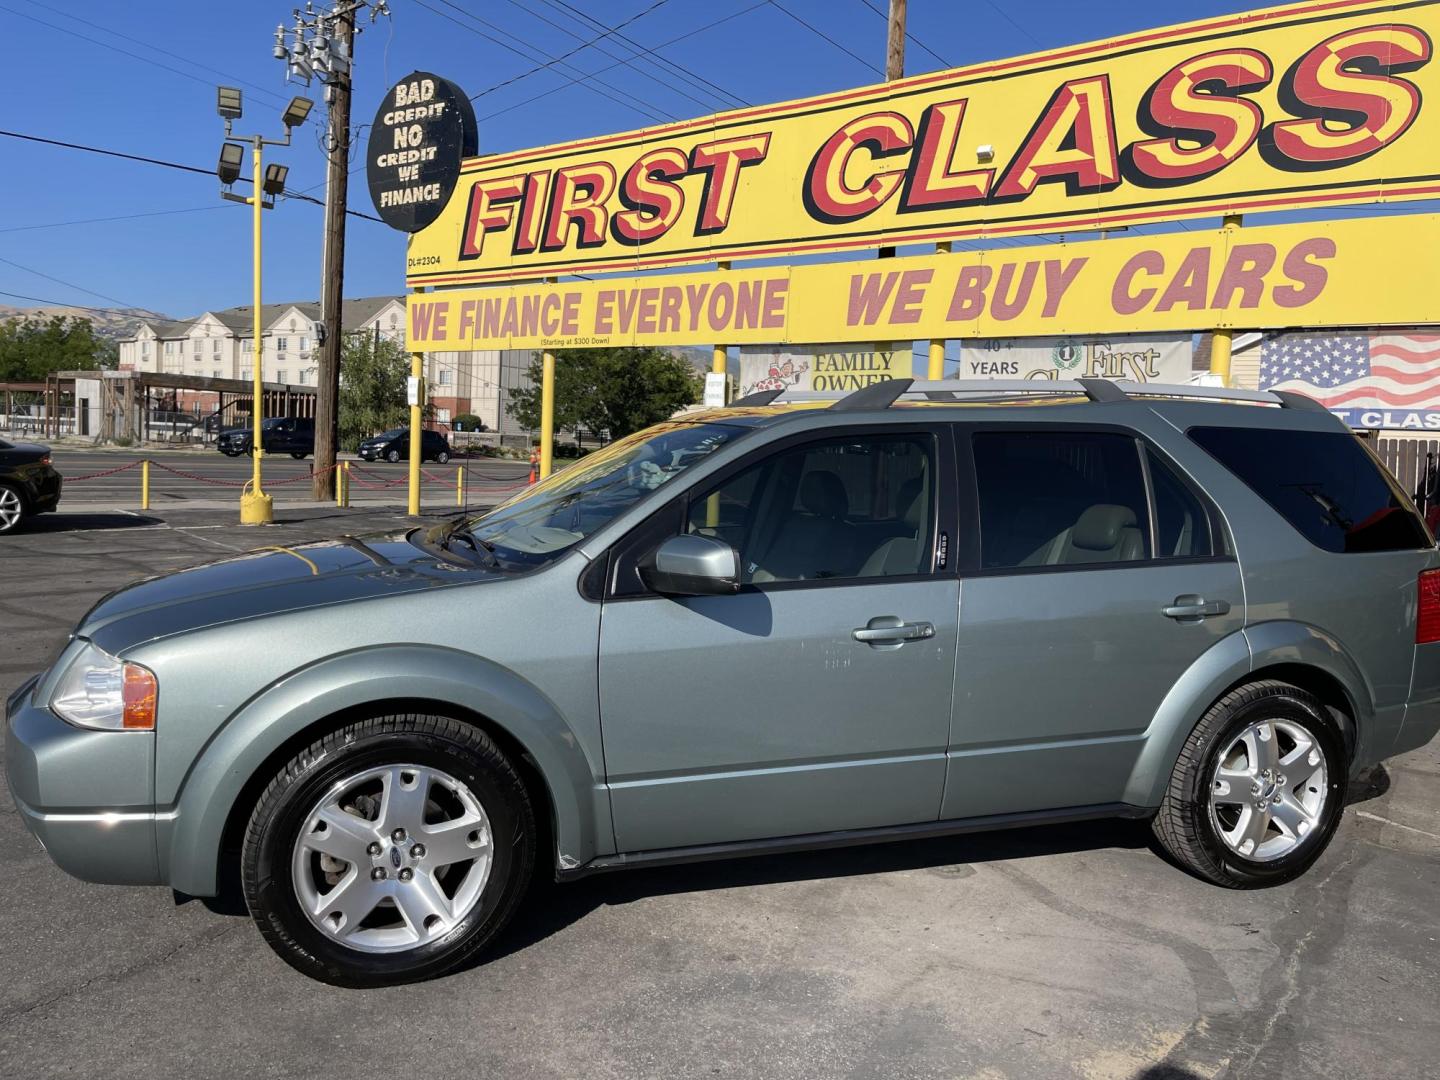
[4,675,161,885]
[31,470,61,513]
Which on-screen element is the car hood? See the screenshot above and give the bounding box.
[218,427,249,438]
[78,529,496,654]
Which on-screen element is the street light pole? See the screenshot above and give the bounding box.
[245,136,268,524]
[215,87,314,526]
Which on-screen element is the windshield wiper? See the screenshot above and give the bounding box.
[440,524,500,568]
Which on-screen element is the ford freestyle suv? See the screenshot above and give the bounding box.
[7,377,1439,987]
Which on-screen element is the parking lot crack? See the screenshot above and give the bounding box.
[0,922,241,1022]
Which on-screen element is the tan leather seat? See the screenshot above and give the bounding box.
[748,472,859,582]
[1022,504,1144,566]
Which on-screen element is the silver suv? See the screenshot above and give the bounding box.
[8,378,1440,987]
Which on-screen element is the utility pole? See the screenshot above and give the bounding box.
[878,0,904,260]
[886,0,906,81]
[314,6,354,501]
[275,0,389,500]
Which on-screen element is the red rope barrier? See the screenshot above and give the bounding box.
[63,460,143,482]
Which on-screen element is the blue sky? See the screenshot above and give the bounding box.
[0,0,1421,319]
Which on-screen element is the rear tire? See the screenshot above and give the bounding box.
[437,451,450,465]
[0,483,27,535]
[1152,680,1346,888]
[241,713,536,987]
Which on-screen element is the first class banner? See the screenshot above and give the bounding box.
[406,0,1440,288]
[406,215,1440,351]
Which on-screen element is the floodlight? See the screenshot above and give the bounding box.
[217,86,243,121]
[262,163,289,196]
[281,96,314,128]
[217,143,244,185]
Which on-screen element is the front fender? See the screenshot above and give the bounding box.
[160,644,610,896]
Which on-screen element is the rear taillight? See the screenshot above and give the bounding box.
[1418,570,1440,643]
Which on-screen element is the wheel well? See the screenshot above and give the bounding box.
[1228,663,1359,761]
[214,697,559,896]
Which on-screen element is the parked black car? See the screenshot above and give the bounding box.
[217,416,315,458]
[357,427,452,464]
[0,438,62,535]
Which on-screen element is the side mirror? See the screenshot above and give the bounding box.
[640,534,741,596]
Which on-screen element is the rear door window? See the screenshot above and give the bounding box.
[1189,427,1430,553]
[973,431,1150,569]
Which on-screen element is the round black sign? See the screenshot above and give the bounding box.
[367,72,477,233]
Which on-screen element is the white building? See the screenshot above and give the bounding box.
[118,296,534,436]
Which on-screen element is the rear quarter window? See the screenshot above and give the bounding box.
[1189,426,1431,554]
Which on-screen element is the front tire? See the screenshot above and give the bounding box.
[1152,680,1346,888]
[0,483,26,534]
[241,713,536,986]
[386,448,401,463]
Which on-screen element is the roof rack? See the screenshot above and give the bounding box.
[724,377,1325,413]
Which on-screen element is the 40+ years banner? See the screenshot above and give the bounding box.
[406,215,1440,352]
[406,0,1440,287]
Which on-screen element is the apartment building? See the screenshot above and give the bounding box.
[118,296,534,434]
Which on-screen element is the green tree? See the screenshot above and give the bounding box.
[0,315,117,381]
[506,347,700,443]
[337,331,413,451]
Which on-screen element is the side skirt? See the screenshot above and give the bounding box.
[557,802,1153,880]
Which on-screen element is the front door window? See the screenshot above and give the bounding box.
[684,433,935,583]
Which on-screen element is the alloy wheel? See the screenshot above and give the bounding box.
[290,763,494,953]
[1208,718,1328,861]
[0,487,23,532]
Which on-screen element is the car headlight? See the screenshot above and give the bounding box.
[49,643,157,731]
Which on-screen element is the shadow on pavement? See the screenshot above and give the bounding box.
[483,817,1154,972]
[14,512,162,533]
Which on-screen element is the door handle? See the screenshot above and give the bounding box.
[853,615,936,646]
[1162,595,1231,621]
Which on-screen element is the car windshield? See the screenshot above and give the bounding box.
[261,418,284,430]
[378,428,405,439]
[448,419,752,567]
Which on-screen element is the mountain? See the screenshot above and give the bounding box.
[0,303,172,342]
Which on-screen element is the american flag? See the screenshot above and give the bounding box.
[1259,333,1440,410]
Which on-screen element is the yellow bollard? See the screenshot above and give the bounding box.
[343,461,352,509]
[456,464,464,508]
[141,459,150,510]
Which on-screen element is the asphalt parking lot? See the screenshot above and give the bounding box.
[2,504,1438,1080]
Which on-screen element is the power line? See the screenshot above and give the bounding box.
[409,0,675,124]
[0,289,147,318]
[534,0,750,109]
[0,2,289,106]
[0,130,384,223]
[856,0,952,68]
[767,0,880,78]
[0,205,225,235]
[980,0,1043,50]
[295,2,767,200]
[474,0,713,112]
[0,255,133,308]
[475,2,769,123]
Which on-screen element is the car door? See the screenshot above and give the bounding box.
[598,426,960,853]
[942,424,1244,820]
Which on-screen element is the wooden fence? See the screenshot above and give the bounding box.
[1374,437,1440,505]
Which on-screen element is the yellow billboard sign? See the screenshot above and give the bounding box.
[406,214,1440,351]
[407,0,1440,288]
